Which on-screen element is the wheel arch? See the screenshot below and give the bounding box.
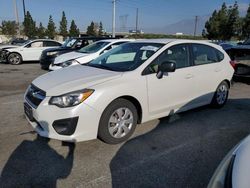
[222,79,231,88]
[7,51,23,61]
[114,95,143,124]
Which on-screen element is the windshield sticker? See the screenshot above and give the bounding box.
[140,46,159,52]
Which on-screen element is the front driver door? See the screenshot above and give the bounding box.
[144,44,197,119]
[22,41,46,61]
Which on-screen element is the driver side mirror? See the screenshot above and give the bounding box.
[156,61,176,79]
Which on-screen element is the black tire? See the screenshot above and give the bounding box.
[98,98,138,144]
[8,53,22,65]
[211,81,229,108]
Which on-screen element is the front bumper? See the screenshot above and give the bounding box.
[0,50,9,62]
[40,56,56,70]
[24,94,102,142]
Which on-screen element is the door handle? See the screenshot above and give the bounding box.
[185,74,194,79]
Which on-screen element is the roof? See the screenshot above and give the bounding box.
[97,39,135,43]
[133,38,212,45]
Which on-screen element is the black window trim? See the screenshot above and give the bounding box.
[142,43,192,76]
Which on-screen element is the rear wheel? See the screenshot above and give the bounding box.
[211,81,229,108]
[98,98,138,144]
[8,53,22,65]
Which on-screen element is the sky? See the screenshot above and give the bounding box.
[0,0,249,33]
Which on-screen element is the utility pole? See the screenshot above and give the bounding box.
[13,0,20,36]
[112,0,116,38]
[22,0,26,19]
[135,8,139,34]
[194,16,198,37]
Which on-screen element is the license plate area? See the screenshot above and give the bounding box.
[24,102,34,122]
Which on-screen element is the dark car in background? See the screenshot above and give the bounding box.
[225,38,250,60]
[40,37,114,69]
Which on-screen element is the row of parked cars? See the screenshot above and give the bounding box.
[0,37,133,70]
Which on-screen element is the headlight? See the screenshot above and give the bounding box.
[49,89,94,108]
[58,60,78,67]
[47,51,58,56]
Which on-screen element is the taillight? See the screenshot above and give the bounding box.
[230,60,236,69]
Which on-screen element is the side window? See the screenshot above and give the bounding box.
[144,44,189,74]
[26,41,43,48]
[43,41,61,47]
[192,44,219,65]
[216,49,224,62]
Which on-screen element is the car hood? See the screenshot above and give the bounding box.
[32,65,122,96]
[43,46,72,53]
[0,44,19,50]
[54,51,88,64]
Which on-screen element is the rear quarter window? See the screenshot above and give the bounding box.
[192,44,223,65]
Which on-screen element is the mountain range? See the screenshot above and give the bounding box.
[144,9,247,35]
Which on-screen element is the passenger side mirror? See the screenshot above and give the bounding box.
[156,61,176,79]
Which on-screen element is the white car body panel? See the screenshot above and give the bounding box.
[24,39,234,142]
[232,136,250,188]
[53,51,87,64]
[208,135,250,188]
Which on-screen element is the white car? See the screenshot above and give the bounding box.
[24,39,234,144]
[49,39,134,71]
[0,39,62,65]
[208,135,250,188]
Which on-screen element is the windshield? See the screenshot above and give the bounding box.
[78,41,110,54]
[86,42,164,72]
[62,38,77,47]
[20,40,31,46]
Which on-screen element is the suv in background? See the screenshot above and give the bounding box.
[40,37,115,69]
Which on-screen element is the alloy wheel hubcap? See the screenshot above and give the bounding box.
[108,108,133,138]
[9,54,20,64]
[216,84,228,105]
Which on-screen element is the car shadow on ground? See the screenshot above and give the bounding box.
[110,98,250,188]
[0,136,75,188]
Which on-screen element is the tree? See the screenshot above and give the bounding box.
[205,10,220,39]
[1,21,18,36]
[37,22,46,38]
[46,15,56,39]
[204,2,242,40]
[59,11,68,38]
[217,2,229,40]
[227,2,240,39]
[69,20,80,37]
[98,22,103,36]
[243,4,250,38]
[23,11,36,38]
[86,21,96,36]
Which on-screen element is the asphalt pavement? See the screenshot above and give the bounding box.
[0,63,250,188]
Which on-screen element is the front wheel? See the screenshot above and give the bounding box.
[8,53,22,65]
[98,98,138,144]
[211,81,229,108]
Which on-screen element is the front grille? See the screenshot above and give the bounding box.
[25,84,46,108]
